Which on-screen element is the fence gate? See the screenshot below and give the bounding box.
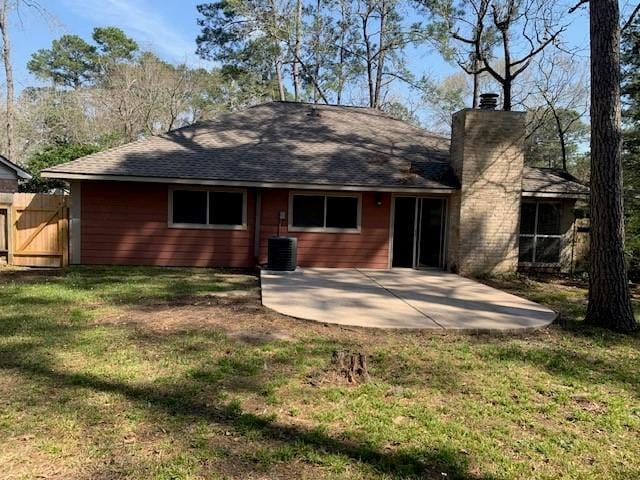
[11,193,69,267]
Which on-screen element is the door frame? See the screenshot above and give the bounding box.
[388,193,449,269]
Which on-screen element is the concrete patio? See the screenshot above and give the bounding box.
[261,268,557,331]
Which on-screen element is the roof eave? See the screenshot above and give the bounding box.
[522,190,589,199]
[0,156,31,179]
[41,171,458,193]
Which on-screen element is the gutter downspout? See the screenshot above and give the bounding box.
[254,189,262,265]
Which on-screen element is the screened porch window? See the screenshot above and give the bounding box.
[170,188,246,229]
[289,193,360,232]
[519,202,562,264]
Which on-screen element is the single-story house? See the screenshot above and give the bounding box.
[0,155,31,194]
[42,101,588,275]
[1,156,32,264]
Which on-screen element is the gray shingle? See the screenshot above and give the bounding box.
[42,101,587,196]
[43,102,456,189]
[522,167,589,196]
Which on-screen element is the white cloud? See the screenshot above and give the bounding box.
[61,0,205,66]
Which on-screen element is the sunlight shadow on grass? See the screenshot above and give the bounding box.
[0,355,493,480]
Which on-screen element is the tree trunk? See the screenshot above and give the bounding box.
[554,113,567,170]
[0,0,14,159]
[275,58,285,101]
[313,0,322,104]
[373,0,387,109]
[501,26,512,111]
[362,11,375,108]
[471,1,488,108]
[585,0,636,332]
[502,79,512,111]
[268,0,285,102]
[336,1,348,105]
[332,350,369,384]
[472,66,479,109]
[293,0,302,101]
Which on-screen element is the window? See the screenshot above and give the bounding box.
[170,188,245,229]
[209,192,244,225]
[326,196,359,229]
[172,190,207,224]
[290,193,360,232]
[292,195,324,227]
[519,202,562,264]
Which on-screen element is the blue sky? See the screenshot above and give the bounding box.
[8,0,592,96]
[10,0,211,92]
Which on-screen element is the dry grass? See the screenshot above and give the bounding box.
[0,266,638,479]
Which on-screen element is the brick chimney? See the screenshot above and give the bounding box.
[447,99,526,276]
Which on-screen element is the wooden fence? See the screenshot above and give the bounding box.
[9,193,69,267]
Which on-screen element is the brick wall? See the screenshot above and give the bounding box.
[0,178,18,193]
[448,109,526,276]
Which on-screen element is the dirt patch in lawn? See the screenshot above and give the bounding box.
[96,285,553,356]
[96,290,377,345]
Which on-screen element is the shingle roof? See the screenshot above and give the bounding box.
[43,102,458,190]
[0,155,31,179]
[42,101,587,196]
[522,167,589,196]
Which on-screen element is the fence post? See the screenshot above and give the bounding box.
[60,204,69,267]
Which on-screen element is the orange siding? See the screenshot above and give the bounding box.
[258,189,391,268]
[80,182,391,268]
[81,181,255,267]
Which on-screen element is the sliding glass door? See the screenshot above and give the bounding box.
[417,198,446,268]
[392,197,446,269]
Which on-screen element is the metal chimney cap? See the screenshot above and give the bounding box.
[479,93,499,110]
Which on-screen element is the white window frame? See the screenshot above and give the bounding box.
[519,201,562,265]
[168,186,247,230]
[288,191,362,233]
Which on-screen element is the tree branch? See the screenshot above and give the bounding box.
[568,0,589,14]
[622,3,640,32]
[510,27,566,69]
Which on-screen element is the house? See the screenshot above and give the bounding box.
[1,156,32,265]
[41,101,588,275]
[0,155,31,194]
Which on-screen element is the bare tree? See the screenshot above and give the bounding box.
[485,0,567,110]
[0,1,59,160]
[334,0,355,104]
[421,71,469,131]
[357,0,414,108]
[0,0,14,158]
[433,0,567,110]
[526,52,589,170]
[312,0,324,103]
[292,0,302,100]
[96,54,168,141]
[269,0,287,100]
[448,0,491,108]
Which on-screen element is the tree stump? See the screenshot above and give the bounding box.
[332,350,370,384]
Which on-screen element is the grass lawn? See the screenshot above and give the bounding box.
[0,267,639,479]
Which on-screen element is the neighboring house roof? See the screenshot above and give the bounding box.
[0,155,31,179]
[522,167,589,197]
[42,101,587,196]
